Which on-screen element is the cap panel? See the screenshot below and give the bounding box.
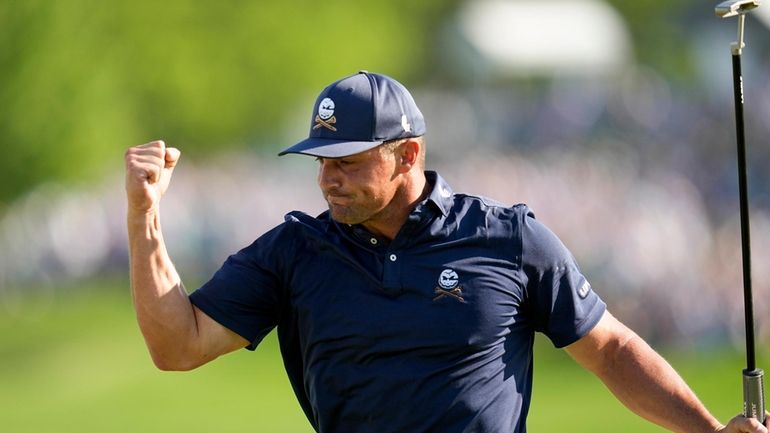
[307,73,374,141]
[370,75,426,141]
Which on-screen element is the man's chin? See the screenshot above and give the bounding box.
[328,207,363,226]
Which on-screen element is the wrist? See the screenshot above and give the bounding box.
[127,205,159,221]
[127,207,162,239]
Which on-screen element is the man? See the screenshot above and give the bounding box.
[125,71,768,433]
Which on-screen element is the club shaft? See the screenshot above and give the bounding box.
[731,53,756,372]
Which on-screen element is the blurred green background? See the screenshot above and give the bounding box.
[0,284,759,433]
[3,0,770,431]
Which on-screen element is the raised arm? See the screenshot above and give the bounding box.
[125,140,248,371]
[565,310,768,433]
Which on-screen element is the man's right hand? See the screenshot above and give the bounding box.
[124,140,181,214]
[718,412,770,433]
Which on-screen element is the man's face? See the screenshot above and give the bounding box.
[316,145,400,228]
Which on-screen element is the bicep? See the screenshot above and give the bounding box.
[191,305,251,365]
[564,309,637,374]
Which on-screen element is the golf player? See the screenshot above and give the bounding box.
[125,71,770,433]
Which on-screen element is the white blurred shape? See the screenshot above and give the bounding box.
[458,0,632,76]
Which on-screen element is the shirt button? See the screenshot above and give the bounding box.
[389,254,397,262]
[370,238,378,245]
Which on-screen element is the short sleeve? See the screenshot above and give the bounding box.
[520,210,606,348]
[189,225,288,351]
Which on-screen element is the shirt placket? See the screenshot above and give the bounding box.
[360,230,403,295]
[381,248,403,295]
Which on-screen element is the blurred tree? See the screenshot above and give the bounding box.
[0,0,457,204]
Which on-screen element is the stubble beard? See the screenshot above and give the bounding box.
[322,185,398,227]
[326,201,370,226]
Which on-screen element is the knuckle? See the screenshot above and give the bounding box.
[125,146,140,160]
[146,140,165,150]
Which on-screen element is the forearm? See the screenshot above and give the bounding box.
[595,332,721,433]
[567,312,726,433]
[128,209,199,369]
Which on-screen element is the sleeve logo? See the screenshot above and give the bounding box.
[578,280,591,299]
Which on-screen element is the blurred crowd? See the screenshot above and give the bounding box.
[2,60,770,351]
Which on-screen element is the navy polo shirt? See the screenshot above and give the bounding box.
[189,171,606,433]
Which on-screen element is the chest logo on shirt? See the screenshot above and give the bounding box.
[433,269,466,303]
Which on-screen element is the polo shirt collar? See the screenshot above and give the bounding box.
[424,171,452,217]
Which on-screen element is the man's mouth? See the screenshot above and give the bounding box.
[325,193,353,206]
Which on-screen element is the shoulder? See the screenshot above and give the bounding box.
[448,192,532,230]
[450,192,529,216]
[277,210,335,236]
[283,210,332,233]
[519,210,574,265]
[237,210,333,258]
[447,194,570,264]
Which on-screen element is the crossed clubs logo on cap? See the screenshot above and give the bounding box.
[313,97,337,132]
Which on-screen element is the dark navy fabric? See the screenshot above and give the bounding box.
[278,71,426,158]
[189,171,606,433]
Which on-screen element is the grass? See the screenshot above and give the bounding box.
[0,282,761,433]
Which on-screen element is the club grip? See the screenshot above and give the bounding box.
[743,369,765,423]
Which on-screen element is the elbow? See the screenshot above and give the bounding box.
[152,358,192,372]
[148,348,202,372]
[139,328,206,371]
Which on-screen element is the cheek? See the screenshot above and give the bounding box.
[368,180,399,205]
[373,163,402,198]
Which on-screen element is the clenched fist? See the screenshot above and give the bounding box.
[125,140,181,214]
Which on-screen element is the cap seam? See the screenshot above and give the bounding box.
[365,72,378,141]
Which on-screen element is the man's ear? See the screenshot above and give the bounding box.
[397,138,421,171]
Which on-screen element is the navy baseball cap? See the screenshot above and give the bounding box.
[279,70,426,158]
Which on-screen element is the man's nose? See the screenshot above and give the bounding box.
[317,159,341,189]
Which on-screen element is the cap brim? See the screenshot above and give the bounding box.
[278,137,384,158]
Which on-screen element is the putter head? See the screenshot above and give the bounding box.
[716,0,761,18]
